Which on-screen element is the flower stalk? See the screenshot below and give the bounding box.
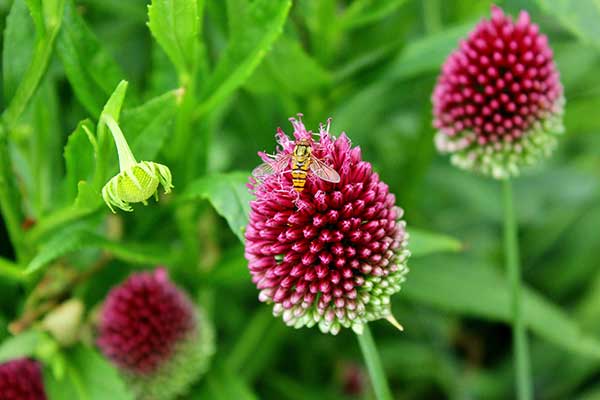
[503,179,532,400]
[357,325,393,400]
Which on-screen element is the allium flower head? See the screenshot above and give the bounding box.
[432,5,564,179]
[0,358,47,400]
[245,116,410,335]
[98,268,214,400]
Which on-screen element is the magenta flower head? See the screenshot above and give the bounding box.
[245,116,410,335]
[97,268,214,400]
[432,5,564,179]
[0,358,47,400]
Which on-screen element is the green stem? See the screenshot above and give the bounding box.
[225,309,273,373]
[0,134,26,262]
[0,256,26,282]
[357,325,393,400]
[103,115,137,171]
[503,179,532,400]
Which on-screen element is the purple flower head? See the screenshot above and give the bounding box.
[98,268,214,400]
[245,116,410,335]
[432,5,564,178]
[0,358,46,400]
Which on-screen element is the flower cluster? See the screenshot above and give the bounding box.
[245,117,410,334]
[97,268,214,400]
[432,5,564,178]
[0,358,46,400]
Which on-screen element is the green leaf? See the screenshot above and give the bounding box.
[404,257,600,359]
[340,0,408,29]
[0,330,41,362]
[63,120,97,202]
[2,0,36,101]
[121,89,181,160]
[245,36,331,95]
[45,345,133,400]
[56,0,123,116]
[147,0,199,78]
[1,0,66,131]
[196,0,292,117]
[535,0,600,50]
[385,23,472,81]
[26,227,174,274]
[409,228,462,258]
[30,79,63,216]
[181,172,251,243]
[196,368,259,400]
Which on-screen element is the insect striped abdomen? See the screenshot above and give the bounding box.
[291,158,310,192]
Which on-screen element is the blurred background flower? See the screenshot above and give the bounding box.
[433,5,564,178]
[97,268,214,400]
[0,358,46,400]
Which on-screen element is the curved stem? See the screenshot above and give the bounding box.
[503,179,532,400]
[103,115,137,171]
[357,325,393,400]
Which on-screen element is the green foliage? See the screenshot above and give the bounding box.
[147,0,200,80]
[0,0,599,399]
[44,345,133,400]
[56,0,123,116]
[0,330,40,362]
[197,0,292,117]
[181,172,252,243]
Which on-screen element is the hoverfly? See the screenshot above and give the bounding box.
[252,139,341,192]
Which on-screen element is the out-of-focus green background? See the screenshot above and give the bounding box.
[1,0,600,398]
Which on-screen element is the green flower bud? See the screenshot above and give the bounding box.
[102,161,173,213]
[101,115,174,213]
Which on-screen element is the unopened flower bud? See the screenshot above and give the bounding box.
[101,115,173,212]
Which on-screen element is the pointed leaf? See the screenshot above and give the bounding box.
[181,172,252,243]
[56,0,123,116]
[409,228,462,258]
[196,0,292,117]
[2,0,36,101]
[63,120,96,202]
[404,257,600,359]
[44,345,133,400]
[121,89,181,160]
[535,0,600,50]
[0,330,41,363]
[147,0,199,78]
[26,227,174,274]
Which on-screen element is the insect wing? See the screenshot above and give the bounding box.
[252,154,292,178]
[271,153,293,173]
[252,162,275,178]
[310,157,341,183]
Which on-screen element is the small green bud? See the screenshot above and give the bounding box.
[100,115,174,213]
[102,161,173,213]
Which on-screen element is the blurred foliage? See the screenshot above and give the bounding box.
[0,0,600,399]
